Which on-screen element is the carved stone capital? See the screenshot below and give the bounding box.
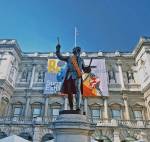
[122,95,128,100]
[102,96,109,100]
[117,59,122,66]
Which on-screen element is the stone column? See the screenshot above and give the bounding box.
[103,96,108,120]
[7,103,12,116]
[83,97,88,115]
[113,129,120,142]
[123,95,130,120]
[117,60,125,89]
[145,99,150,119]
[29,64,36,88]
[0,87,3,103]
[44,96,49,117]
[64,96,68,110]
[25,96,31,117]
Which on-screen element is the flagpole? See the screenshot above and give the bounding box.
[75,27,77,47]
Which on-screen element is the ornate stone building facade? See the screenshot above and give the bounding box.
[0,37,150,142]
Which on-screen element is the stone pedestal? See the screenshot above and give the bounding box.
[53,110,92,142]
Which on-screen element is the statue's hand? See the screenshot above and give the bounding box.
[56,44,61,51]
[84,66,91,73]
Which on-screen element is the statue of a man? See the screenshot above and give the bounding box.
[56,43,91,111]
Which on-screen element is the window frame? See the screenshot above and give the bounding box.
[49,103,62,121]
[37,71,45,82]
[108,70,116,84]
[31,103,42,118]
[91,108,101,123]
[12,103,23,118]
[20,70,29,82]
[111,109,121,120]
[133,110,143,121]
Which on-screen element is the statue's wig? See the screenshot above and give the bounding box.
[73,47,81,55]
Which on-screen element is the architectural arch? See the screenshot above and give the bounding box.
[0,131,7,139]
[41,133,54,142]
[18,132,32,141]
[121,136,137,142]
[92,129,113,142]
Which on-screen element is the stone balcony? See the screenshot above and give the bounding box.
[96,119,150,129]
[0,116,149,129]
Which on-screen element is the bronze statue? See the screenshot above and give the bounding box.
[56,42,91,111]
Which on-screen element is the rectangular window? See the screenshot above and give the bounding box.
[13,107,22,117]
[108,70,116,84]
[134,110,143,120]
[112,110,121,120]
[32,108,41,118]
[92,109,100,123]
[52,108,59,121]
[37,71,45,82]
[127,71,135,83]
[21,70,28,82]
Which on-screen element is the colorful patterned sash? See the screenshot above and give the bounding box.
[71,55,82,78]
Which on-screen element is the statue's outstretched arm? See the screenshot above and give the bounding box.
[56,44,68,62]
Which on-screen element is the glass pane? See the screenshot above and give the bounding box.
[52,108,59,121]
[52,109,59,116]
[92,109,100,117]
[32,108,41,117]
[92,109,100,123]
[134,111,143,120]
[14,107,21,116]
[112,110,121,120]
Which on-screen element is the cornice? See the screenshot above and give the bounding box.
[0,38,149,61]
[0,39,22,61]
[132,36,150,58]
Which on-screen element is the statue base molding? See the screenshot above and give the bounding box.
[53,111,93,142]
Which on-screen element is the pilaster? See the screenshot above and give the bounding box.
[117,60,125,90]
[122,95,130,120]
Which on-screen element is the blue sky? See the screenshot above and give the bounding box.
[0,0,150,52]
